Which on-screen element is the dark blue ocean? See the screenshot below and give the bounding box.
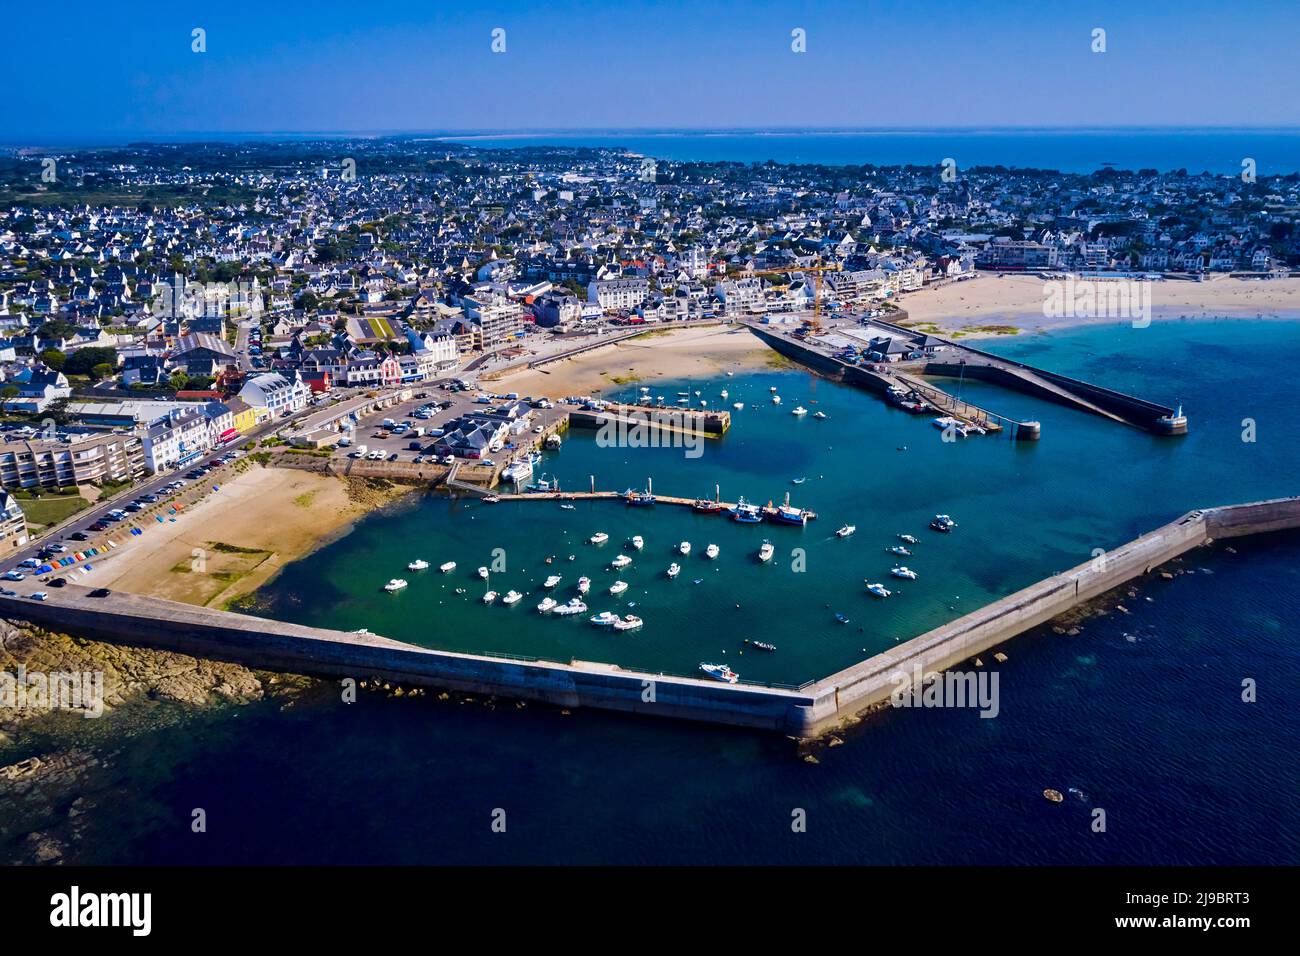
[439,128,1300,174]
[2,319,1296,865]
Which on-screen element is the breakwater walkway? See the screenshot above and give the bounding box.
[2,496,1294,737]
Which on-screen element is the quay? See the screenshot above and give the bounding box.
[2,495,1294,737]
[490,487,817,521]
[568,402,731,437]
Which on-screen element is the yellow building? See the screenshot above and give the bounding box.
[227,397,263,434]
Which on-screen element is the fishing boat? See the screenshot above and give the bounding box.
[705,543,719,559]
[835,612,851,624]
[609,580,629,596]
[536,597,558,613]
[932,416,971,438]
[543,574,563,588]
[758,541,775,562]
[929,514,957,533]
[589,531,609,545]
[699,662,739,684]
[891,566,918,580]
[791,406,808,416]
[813,411,828,420]
[502,590,523,605]
[612,614,643,631]
[407,559,429,571]
[898,534,919,544]
[611,554,632,569]
[692,499,723,514]
[744,639,776,652]
[890,545,912,556]
[678,541,692,555]
[730,497,763,523]
[543,434,562,449]
[666,562,681,578]
[590,611,620,627]
[482,590,498,603]
[525,474,560,493]
[501,459,533,484]
[630,535,644,550]
[477,566,489,579]
[439,561,456,573]
[836,525,855,538]
[866,582,892,598]
[770,496,811,526]
[625,488,655,506]
[577,576,591,594]
[552,598,588,616]
[383,578,408,593]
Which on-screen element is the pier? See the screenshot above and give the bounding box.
[2,496,1295,738]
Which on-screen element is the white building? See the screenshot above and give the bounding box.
[587,278,649,312]
[142,406,216,472]
[237,371,309,418]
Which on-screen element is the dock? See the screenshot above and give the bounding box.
[490,487,817,521]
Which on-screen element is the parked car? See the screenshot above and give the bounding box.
[29,592,49,601]
[88,588,112,598]
[68,532,89,542]
[3,571,26,581]
[49,577,67,588]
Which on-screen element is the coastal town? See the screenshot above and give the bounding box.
[0,137,1297,552]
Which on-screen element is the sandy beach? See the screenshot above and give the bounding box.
[88,466,410,608]
[495,324,774,397]
[895,274,1300,338]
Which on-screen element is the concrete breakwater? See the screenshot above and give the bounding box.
[1,496,1296,737]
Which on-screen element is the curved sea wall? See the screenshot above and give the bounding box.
[2,497,1296,737]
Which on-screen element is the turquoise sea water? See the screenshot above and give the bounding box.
[250,320,1300,688]
[3,318,1298,864]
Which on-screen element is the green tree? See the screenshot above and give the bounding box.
[64,346,118,377]
[38,348,66,371]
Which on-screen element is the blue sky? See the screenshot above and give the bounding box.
[6,0,1298,138]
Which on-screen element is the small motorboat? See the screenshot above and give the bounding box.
[630,535,644,550]
[834,612,851,624]
[890,545,912,556]
[791,406,808,416]
[482,495,500,504]
[502,590,523,605]
[589,532,609,545]
[477,566,489,579]
[769,386,778,392]
[611,554,632,569]
[705,544,719,559]
[758,541,775,563]
[866,582,892,598]
[407,559,429,571]
[454,588,466,595]
[560,504,576,511]
[898,534,918,544]
[744,639,776,652]
[543,574,563,588]
[836,525,856,538]
[577,576,591,594]
[609,580,629,595]
[891,566,918,580]
[482,590,498,604]
[666,563,681,579]
[536,597,558,613]
[771,394,782,405]
[733,402,744,410]
[590,610,620,627]
[930,514,957,533]
[699,662,739,684]
[720,389,729,399]
[813,411,828,420]
[439,561,456,573]
[612,614,643,631]
[678,541,691,555]
[383,578,408,593]
[932,416,971,438]
[552,598,588,616]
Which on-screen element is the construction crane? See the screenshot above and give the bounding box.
[725,260,841,330]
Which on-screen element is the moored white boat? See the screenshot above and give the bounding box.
[577,576,591,594]
[609,580,629,595]
[502,590,523,605]
[482,590,498,603]
[813,410,828,419]
[758,541,775,562]
[589,531,609,545]
[699,662,739,684]
[771,394,782,404]
[611,554,632,569]
[666,562,681,578]
[630,535,644,550]
[929,514,957,533]
[383,578,408,592]
[590,610,619,626]
[898,534,918,544]
[612,614,642,631]
[791,406,808,416]
[543,574,563,588]
[866,582,892,598]
[733,402,744,410]
[536,597,558,613]
[678,541,691,555]
[890,545,912,556]
[477,566,489,579]
[705,543,719,559]
[439,561,456,573]
[836,525,856,538]
[552,598,587,616]
[891,566,918,580]
[407,559,429,571]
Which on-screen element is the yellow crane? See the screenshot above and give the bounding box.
[726,260,841,330]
